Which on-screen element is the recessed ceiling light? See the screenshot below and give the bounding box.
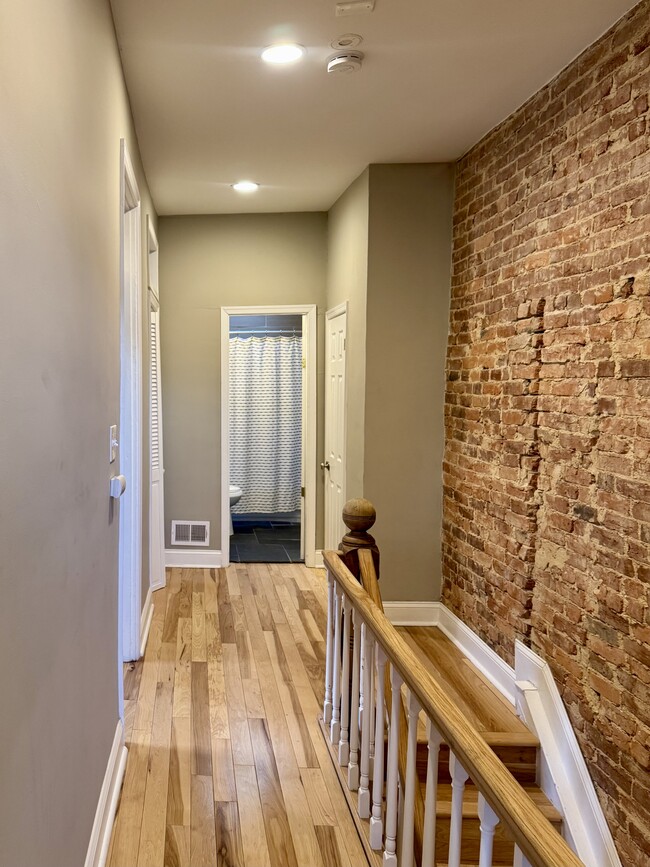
[232,181,259,193]
[261,44,305,64]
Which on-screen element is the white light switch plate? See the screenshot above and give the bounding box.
[109,425,118,463]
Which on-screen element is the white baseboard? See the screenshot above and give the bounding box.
[165,548,222,568]
[383,601,438,627]
[84,721,127,867]
[139,587,153,658]
[433,602,517,705]
[515,642,622,867]
[313,549,325,568]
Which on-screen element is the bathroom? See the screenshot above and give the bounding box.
[228,313,304,563]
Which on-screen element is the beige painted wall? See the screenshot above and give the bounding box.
[326,169,370,501]
[0,1,156,865]
[364,164,455,601]
[159,213,328,552]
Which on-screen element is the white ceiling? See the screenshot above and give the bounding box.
[110,0,638,215]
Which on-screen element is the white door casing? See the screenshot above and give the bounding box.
[220,305,317,567]
[118,140,143,669]
[147,220,165,592]
[324,303,347,551]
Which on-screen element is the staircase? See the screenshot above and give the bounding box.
[400,628,562,865]
[319,497,583,867]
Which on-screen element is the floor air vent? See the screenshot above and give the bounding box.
[171,520,210,546]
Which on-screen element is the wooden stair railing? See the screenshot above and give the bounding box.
[321,499,585,867]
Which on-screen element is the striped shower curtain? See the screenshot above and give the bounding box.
[229,335,302,513]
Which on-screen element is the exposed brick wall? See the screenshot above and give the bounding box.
[442,4,650,864]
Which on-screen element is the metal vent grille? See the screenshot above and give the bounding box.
[171,520,210,546]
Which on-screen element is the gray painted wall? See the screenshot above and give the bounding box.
[326,165,454,600]
[0,1,156,864]
[326,170,370,503]
[365,164,455,601]
[158,213,328,552]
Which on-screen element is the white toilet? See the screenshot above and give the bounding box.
[229,484,243,536]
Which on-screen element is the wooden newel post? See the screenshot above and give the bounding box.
[338,498,380,581]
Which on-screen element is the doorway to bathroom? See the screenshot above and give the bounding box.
[220,305,317,567]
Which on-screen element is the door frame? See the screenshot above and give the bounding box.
[118,140,143,667]
[147,219,166,593]
[220,304,317,566]
[324,302,348,550]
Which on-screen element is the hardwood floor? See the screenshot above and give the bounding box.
[108,564,369,867]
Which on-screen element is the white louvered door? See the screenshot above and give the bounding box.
[149,296,165,589]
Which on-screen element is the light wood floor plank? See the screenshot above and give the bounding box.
[190,775,217,867]
[301,768,337,825]
[192,571,207,662]
[215,801,244,867]
[164,825,190,867]
[167,716,191,826]
[223,643,254,766]
[249,717,299,866]
[234,765,272,867]
[191,661,213,776]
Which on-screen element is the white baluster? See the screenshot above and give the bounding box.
[478,793,499,867]
[358,624,373,818]
[359,620,365,730]
[513,846,533,867]
[400,688,421,867]
[383,665,403,867]
[447,752,469,867]
[369,645,387,850]
[368,637,376,780]
[348,608,361,790]
[330,584,342,745]
[421,719,442,867]
[323,570,334,725]
[338,595,351,766]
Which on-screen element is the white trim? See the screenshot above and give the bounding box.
[84,721,128,867]
[221,305,318,567]
[326,301,348,320]
[139,587,153,658]
[515,642,622,867]
[314,549,325,568]
[433,601,518,705]
[118,140,143,666]
[165,548,223,568]
[383,601,439,627]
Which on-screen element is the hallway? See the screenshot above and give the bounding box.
[108,564,368,867]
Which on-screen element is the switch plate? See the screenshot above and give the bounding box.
[109,425,118,463]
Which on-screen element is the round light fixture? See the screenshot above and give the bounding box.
[232,181,259,193]
[261,43,305,64]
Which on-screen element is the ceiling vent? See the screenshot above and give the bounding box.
[336,1,374,16]
[327,51,364,74]
[171,520,210,547]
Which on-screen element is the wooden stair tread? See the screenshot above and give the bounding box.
[423,783,562,825]
[397,626,535,740]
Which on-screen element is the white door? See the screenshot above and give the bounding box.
[149,297,165,590]
[324,304,347,551]
[119,141,143,666]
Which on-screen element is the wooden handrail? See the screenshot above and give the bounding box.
[324,549,585,867]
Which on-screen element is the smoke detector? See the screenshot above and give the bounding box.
[327,51,364,74]
[331,33,363,50]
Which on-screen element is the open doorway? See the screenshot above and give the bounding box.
[221,305,317,567]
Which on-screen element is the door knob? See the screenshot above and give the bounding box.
[320,461,330,471]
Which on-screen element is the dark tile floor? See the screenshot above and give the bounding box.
[229,519,302,563]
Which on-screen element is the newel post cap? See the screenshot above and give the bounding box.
[341,498,376,536]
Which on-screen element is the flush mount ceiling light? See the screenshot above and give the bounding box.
[232,181,259,193]
[261,43,305,64]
